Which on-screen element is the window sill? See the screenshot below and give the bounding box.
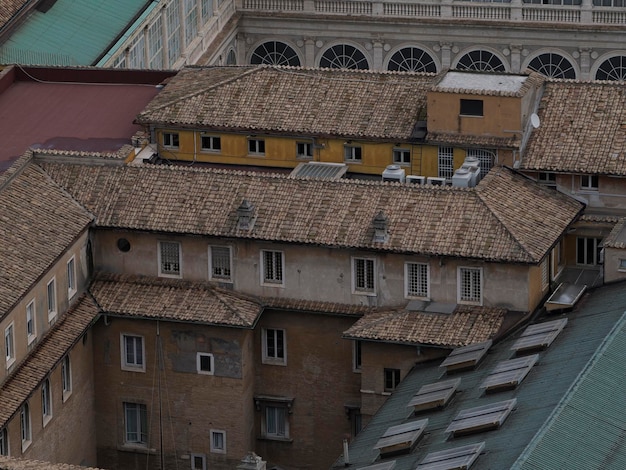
[257,436,293,443]
[261,282,285,288]
[43,414,53,428]
[200,150,221,154]
[68,289,77,299]
[62,390,73,403]
[353,290,377,297]
[247,154,266,158]
[27,335,37,346]
[5,358,15,370]
[118,444,156,454]
[121,365,146,373]
[48,312,57,324]
[344,160,362,164]
[210,277,233,283]
[158,273,182,279]
[21,439,32,453]
[261,359,287,367]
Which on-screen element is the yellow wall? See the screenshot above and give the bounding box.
[427,93,522,138]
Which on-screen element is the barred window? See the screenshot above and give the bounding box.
[262,250,283,284]
[210,246,231,280]
[354,258,375,293]
[406,263,429,298]
[459,267,482,304]
[159,241,181,277]
[438,146,454,179]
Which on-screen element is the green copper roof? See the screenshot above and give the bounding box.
[0,0,151,65]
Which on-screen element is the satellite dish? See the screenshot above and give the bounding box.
[531,113,541,129]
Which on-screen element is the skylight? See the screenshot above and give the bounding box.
[374,418,429,458]
[417,442,485,470]
[511,318,567,354]
[445,398,516,437]
[408,378,461,412]
[439,339,492,373]
[480,354,539,393]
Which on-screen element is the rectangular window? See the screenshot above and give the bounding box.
[406,262,429,298]
[163,132,180,148]
[261,250,284,285]
[124,402,148,445]
[353,257,375,294]
[196,352,214,375]
[265,405,288,438]
[353,340,362,372]
[458,267,483,304]
[201,0,213,23]
[166,0,181,67]
[538,172,556,186]
[580,175,599,191]
[191,453,206,470]
[209,246,232,281]
[248,138,265,155]
[350,409,362,437]
[47,278,57,321]
[147,16,163,69]
[576,237,602,266]
[296,142,313,159]
[121,334,145,372]
[62,355,72,399]
[20,403,31,447]
[460,99,483,116]
[26,300,36,343]
[159,241,181,277]
[384,368,401,391]
[262,328,286,365]
[210,429,226,453]
[541,257,549,290]
[438,146,454,179]
[0,428,7,456]
[183,0,198,46]
[393,148,411,165]
[42,378,52,424]
[344,145,362,162]
[67,256,77,298]
[201,135,221,152]
[619,259,626,271]
[5,324,14,368]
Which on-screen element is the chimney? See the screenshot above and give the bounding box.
[373,210,389,243]
[237,199,256,231]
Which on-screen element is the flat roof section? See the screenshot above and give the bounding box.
[437,71,528,94]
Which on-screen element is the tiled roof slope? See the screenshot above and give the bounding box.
[0,456,104,470]
[0,0,26,27]
[0,294,99,427]
[602,217,626,249]
[135,65,436,140]
[90,273,262,327]
[522,80,626,175]
[0,156,93,315]
[38,161,582,263]
[343,305,506,347]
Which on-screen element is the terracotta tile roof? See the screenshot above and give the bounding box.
[135,65,436,141]
[38,160,582,263]
[89,273,262,327]
[521,80,626,175]
[0,0,26,26]
[261,297,375,317]
[601,217,626,249]
[426,131,521,149]
[343,305,506,348]
[0,456,104,470]
[0,155,94,315]
[0,295,99,427]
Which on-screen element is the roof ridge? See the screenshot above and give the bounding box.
[0,150,33,192]
[210,287,260,327]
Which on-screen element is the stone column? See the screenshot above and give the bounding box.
[438,42,453,69]
[304,37,316,67]
[509,44,523,73]
[578,47,592,80]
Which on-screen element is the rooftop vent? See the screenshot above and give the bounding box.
[373,211,389,243]
[382,165,406,183]
[452,168,473,188]
[406,175,426,185]
[237,199,256,231]
[426,177,447,186]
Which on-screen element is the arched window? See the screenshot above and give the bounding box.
[250,41,301,67]
[320,44,369,70]
[595,56,626,81]
[387,47,437,73]
[456,50,505,72]
[226,49,236,65]
[467,148,496,180]
[527,53,576,79]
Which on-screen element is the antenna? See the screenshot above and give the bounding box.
[531,113,541,129]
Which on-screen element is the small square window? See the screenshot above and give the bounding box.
[460,99,483,117]
[344,145,362,162]
[26,300,36,344]
[262,328,286,365]
[163,132,179,148]
[67,256,77,298]
[196,352,214,375]
[296,142,313,159]
[619,259,626,271]
[47,278,57,321]
[200,135,221,152]
[210,429,226,453]
[538,172,556,186]
[190,453,206,470]
[261,250,284,286]
[121,334,145,372]
[159,241,181,278]
[580,174,599,190]
[248,138,265,155]
[384,368,401,392]
[353,257,376,294]
[209,246,232,281]
[393,148,411,165]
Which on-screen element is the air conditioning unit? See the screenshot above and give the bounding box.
[427,177,447,186]
[452,168,473,187]
[406,175,426,185]
[382,164,406,183]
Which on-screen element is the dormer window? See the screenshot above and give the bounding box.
[460,99,483,117]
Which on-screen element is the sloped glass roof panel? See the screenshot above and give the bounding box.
[357,461,396,470]
[408,378,461,412]
[374,418,428,452]
[417,442,485,470]
[289,161,348,180]
[480,354,539,392]
[446,398,516,436]
[440,339,492,372]
[511,318,567,354]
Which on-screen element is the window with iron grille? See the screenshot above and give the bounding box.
[159,241,181,277]
[406,262,429,298]
[438,146,454,179]
[210,246,231,281]
[262,250,283,285]
[353,258,375,293]
[458,267,482,304]
[467,148,495,180]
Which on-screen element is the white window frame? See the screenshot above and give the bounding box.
[67,256,77,299]
[210,429,226,454]
[261,250,284,287]
[353,340,362,373]
[196,352,214,375]
[26,300,36,344]
[580,174,599,191]
[61,355,72,401]
[438,146,454,180]
[457,267,483,305]
[209,245,232,282]
[262,328,286,366]
[190,453,206,470]
[5,323,15,369]
[200,134,221,152]
[352,257,376,295]
[42,378,52,426]
[344,145,362,162]
[392,148,411,165]
[296,142,313,159]
[538,172,557,186]
[405,262,430,299]
[121,334,146,372]
[47,278,57,322]
[248,138,266,155]
[20,403,31,451]
[0,427,7,456]
[263,404,289,440]
[124,402,148,446]
[162,132,180,148]
[158,241,182,278]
